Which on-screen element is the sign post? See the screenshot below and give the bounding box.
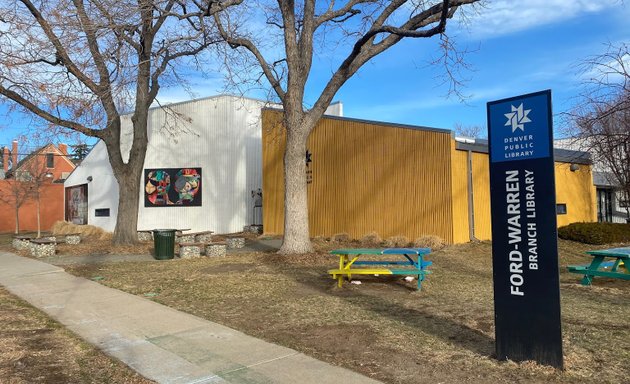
[487,90,563,368]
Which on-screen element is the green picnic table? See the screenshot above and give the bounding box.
[328,248,432,290]
[567,247,630,285]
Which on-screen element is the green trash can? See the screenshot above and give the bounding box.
[152,229,176,260]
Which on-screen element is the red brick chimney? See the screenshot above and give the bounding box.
[2,146,8,173]
[58,143,68,156]
[11,140,17,170]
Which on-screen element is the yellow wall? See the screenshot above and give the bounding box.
[450,147,470,243]
[262,109,596,244]
[554,163,597,226]
[262,110,456,242]
[261,111,287,237]
[451,149,597,242]
[471,152,492,240]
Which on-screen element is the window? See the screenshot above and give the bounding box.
[46,153,54,168]
[556,204,567,215]
[94,208,110,217]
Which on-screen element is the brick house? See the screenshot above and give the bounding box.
[0,141,75,232]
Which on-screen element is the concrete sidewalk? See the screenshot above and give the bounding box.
[0,251,380,384]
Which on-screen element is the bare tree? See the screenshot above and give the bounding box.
[0,145,62,236]
[565,43,630,221]
[212,0,480,253]
[454,122,486,139]
[0,0,237,244]
[0,177,35,234]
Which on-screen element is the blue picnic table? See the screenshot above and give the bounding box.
[567,247,630,285]
[328,248,432,290]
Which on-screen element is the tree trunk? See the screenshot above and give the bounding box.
[112,169,141,244]
[14,206,19,234]
[36,194,41,238]
[279,127,314,254]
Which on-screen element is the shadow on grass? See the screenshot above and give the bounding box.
[263,259,496,358]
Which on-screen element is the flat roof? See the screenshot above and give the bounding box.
[262,107,452,135]
[455,138,592,165]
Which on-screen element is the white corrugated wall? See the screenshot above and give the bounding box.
[137,96,266,233]
[64,141,119,232]
[68,95,268,234]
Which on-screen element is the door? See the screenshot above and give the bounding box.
[597,188,613,223]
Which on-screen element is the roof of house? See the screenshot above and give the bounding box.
[261,106,451,135]
[5,143,75,179]
[593,171,620,187]
[454,137,592,165]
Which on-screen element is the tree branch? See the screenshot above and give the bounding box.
[0,84,102,139]
[18,0,101,95]
[213,12,286,102]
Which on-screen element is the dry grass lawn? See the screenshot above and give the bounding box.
[0,286,154,384]
[55,239,629,384]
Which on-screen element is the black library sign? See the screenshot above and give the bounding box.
[487,90,563,368]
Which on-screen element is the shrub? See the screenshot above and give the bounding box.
[331,233,350,243]
[557,222,630,245]
[413,235,445,250]
[51,221,112,240]
[384,235,410,248]
[360,231,382,247]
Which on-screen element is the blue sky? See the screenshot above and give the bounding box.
[1,0,629,149]
[330,0,630,134]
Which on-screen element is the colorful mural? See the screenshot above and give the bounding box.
[144,168,202,207]
[65,184,88,224]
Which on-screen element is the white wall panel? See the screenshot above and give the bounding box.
[68,95,269,234]
[64,141,119,232]
[138,96,266,233]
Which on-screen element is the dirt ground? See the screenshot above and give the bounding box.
[48,238,629,384]
[0,286,154,384]
[1,232,628,384]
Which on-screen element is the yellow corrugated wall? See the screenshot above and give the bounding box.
[262,110,455,242]
[471,152,492,240]
[450,146,470,243]
[450,149,597,242]
[261,111,286,236]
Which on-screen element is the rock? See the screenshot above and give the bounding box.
[206,244,226,257]
[177,234,195,243]
[12,239,30,250]
[137,231,153,241]
[29,242,56,258]
[195,233,213,243]
[180,244,202,259]
[66,235,81,245]
[226,237,245,249]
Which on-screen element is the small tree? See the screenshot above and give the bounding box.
[0,148,57,236]
[213,0,480,253]
[573,96,630,221]
[566,43,630,221]
[453,122,486,139]
[0,177,35,234]
[70,143,91,163]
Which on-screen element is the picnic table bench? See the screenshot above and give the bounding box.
[329,248,432,290]
[178,241,227,258]
[567,247,630,285]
